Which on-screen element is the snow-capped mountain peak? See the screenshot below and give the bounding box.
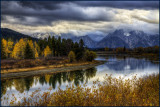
[30,29,159,48]
[124,32,131,36]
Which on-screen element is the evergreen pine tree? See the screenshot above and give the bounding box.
[48,36,52,50]
[24,43,34,59]
[56,37,61,56]
[73,42,81,60]
[78,39,85,60]
[51,36,56,56]
[79,39,84,50]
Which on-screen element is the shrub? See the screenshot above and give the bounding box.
[11,74,159,106]
[68,51,76,62]
[84,50,97,61]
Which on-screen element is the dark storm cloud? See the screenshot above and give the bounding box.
[75,1,159,10]
[3,1,158,10]
[18,1,65,10]
[1,1,159,26]
[1,1,114,26]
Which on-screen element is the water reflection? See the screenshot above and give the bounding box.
[95,56,159,81]
[105,58,157,71]
[1,56,159,106]
[1,67,97,97]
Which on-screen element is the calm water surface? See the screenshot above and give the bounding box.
[1,56,159,105]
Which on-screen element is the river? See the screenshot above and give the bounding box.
[1,55,159,106]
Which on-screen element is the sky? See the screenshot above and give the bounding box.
[1,1,159,36]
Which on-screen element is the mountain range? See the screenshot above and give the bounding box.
[1,28,159,48]
[30,29,159,48]
[96,29,159,48]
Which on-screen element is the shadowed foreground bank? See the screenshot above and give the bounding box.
[10,74,159,106]
[1,61,104,79]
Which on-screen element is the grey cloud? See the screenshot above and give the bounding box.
[132,15,159,24]
[1,1,159,35]
[75,1,159,10]
[1,1,114,26]
[3,1,158,10]
[17,1,65,10]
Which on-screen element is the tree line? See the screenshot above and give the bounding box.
[105,46,159,54]
[1,36,96,62]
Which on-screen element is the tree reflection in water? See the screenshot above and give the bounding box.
[1,67,97,97]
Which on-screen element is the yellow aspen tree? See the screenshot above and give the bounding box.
[7,38,14,58]
[44,46,52,58]
[2,38,7,57]
[12,42,21,59]
[34,42,40,57]
[19,38,27,59]
[12,38,27,59]
[34,48,39,58]
[1,39,6,59]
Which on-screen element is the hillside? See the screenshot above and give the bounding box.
[1,28,38,41]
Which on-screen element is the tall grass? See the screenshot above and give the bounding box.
[10,74,159,106]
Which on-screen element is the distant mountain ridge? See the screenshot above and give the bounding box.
[1,28,159,48]
[96,29,159,48]
[71,36,96,48]
[30,29,159,48]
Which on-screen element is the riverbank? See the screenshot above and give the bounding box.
[1,60,105,79]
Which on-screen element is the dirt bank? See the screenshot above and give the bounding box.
[1,61,105,79]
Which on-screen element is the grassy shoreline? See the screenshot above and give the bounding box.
[1,60,102,74]
[1,60,105,79]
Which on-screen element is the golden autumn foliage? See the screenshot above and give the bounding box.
[7,39,14,57]
[34,48,39,58]
[1,39,6,59]
[28,40,35,54]
[12,38,27,59]
[1,38,7,58]
[8,38,39,59]
[34,42,40,58]
[34,42,40,52]
[1,38,14,58]
[1,38,41,59]
[44,46,52,58]
[12,42,20,59]
[11,74,159,106]
[2,38,7,49]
